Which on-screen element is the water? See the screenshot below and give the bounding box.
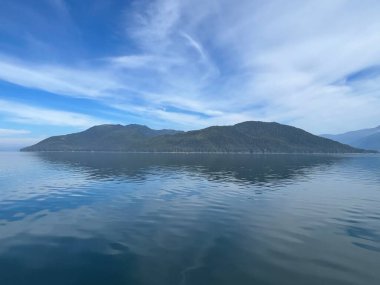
[0,152,379,285]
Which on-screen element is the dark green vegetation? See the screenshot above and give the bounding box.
[322,125,380,151]
[21,121,373,153]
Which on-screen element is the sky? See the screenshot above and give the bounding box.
[1,0,380,150]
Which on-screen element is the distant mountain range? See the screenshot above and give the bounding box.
[21,121,374,153]
[322,126,380,151]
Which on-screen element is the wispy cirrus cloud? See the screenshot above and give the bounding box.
[0,0,380,135]
[0,57,124,99]
[0,128,30,136]
[113,0,380,132]
[0,99,108,127]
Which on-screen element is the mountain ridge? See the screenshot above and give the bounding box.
[21,121,375,153]
[322,125,380,151]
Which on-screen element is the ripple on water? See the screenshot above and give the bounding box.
[0,153,379,285]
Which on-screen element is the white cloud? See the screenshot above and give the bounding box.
[0,128,30,136]
[0,99,108,127]
[117,0,380,133]
[0,57,123,99]
[1,0,380,134]
[108,55,160,69]
[129,0,182,50]
[181,33,206,60]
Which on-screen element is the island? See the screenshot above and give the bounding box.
[21,121,375,153]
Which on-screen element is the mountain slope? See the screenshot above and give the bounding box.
[322,126,380,151]
[22,124,182,152]
[354,132,380,151]
[21,121,373,153]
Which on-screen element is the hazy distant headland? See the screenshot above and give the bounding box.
[20,121,375,153]
[322,125,380,152]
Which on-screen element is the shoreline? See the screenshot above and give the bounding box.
[18,150,378,155]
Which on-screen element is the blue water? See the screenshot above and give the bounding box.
[0,152,379,285]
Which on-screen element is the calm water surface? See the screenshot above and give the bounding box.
[0,152,379,285]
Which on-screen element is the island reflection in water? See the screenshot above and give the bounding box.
[0,152,379,285]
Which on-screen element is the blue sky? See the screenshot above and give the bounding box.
[1,0,380,149]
